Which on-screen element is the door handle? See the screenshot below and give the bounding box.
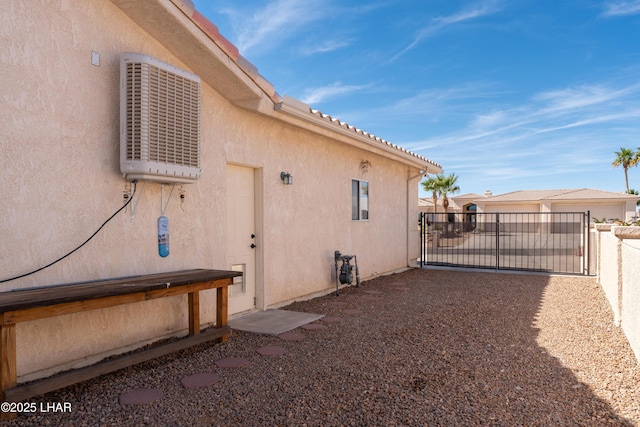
[250,243,256,249]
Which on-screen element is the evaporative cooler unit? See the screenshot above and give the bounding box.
[120,52,202,184]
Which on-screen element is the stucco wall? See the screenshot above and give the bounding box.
[1,0,425,380]
[1,0,226,381]
[215,98,417,306]
[477,204,539,213]
[598,229,621,324]
[595,226,640,363]
[477,202,633,222]
[551,203,625,221]
[621,238,640,362]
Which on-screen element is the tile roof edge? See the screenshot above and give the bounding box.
[171,0,280,103]
[563,188,640,199]
[481,188,640,201]
[275,96,442,171]
[539,188,582,200]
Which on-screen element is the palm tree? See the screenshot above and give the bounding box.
[439,173,461,213]
[613,148,636,193]
[421,175,441,214]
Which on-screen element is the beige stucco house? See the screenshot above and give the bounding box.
[421,189,639,223]
[475,189,639,221]
[419,192,485,215]
[0,0,442,381]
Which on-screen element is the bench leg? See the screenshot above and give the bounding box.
[216,285,229,342]
[0,323,17,421]
[188,292,200,335]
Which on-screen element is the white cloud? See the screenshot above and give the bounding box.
[301,82,372,105]
[389,0,502,62]
[405,80,640,156]
[221,0,328,55]
[384,82,505,116]
[470,110,507,129]
[532,84,640,115]
[218,0,384,57]
[602,0,640,17]
[434,1,501,26]
[299,38,353,56]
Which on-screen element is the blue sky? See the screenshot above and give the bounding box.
[193,0,640,197]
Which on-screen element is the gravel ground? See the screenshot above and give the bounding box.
[3,268,640,426]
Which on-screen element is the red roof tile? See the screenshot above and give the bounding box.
[191,10,239,60]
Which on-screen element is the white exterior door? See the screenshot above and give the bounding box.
[226,164,256,315]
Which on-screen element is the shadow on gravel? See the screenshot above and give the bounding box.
[320,268,634,426]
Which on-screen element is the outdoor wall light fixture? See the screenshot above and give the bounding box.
[280,172,293,185]
[360,160,372,175]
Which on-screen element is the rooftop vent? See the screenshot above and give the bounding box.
[120,52,201,184]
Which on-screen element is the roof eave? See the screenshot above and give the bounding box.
[110,0,278,111]
[275,97,443,172]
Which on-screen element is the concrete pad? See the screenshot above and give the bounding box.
[229,309,324,335]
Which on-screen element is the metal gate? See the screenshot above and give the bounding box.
[420,211,590,275]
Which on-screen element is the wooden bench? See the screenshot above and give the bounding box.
[0,269,240,419]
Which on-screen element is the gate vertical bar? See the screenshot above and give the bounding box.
[496,213,500,270]
[586,210,590,276]
[581,211,585,275]
[420,212,425,268]
[423,212,427,268]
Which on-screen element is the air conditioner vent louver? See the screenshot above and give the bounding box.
[120,53,202,184]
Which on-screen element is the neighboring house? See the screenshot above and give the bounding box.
[422,189,639,223]
[475,189,639,222]
[0,0,442,381]
[419,193,485,215]
[419,192,484,229]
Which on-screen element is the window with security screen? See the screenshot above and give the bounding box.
[352,179,369,220]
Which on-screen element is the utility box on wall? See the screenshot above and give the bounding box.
[120,52,202,184]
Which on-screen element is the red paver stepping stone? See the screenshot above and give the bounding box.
[331,301,349,306]
[181,373,222,389]
[256,346,288,356]
[119,388,163,405]
[393,287,409,291]
[214,357,250,368]
[321,316,344,323]
[301,323,328,331]
[364,290,383,295]
[342,308,362,315]
[278,332,305,341]
[361,295,381,301]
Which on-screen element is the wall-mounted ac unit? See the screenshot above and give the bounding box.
[120,52,202,184]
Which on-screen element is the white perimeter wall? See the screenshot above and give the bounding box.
[620,238,640,362]
[595,225,640,363]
